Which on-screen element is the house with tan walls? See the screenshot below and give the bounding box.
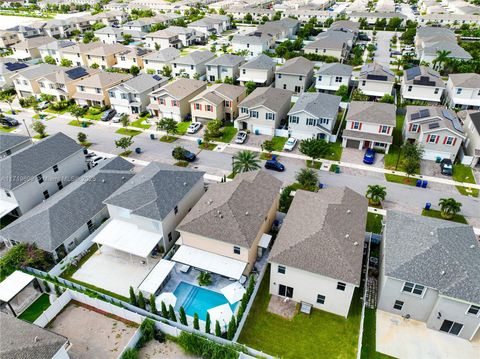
[269,187,367,318]
[84,43,130,70]
[174,170,282,278]
[72,72,132,107]
[11,63,58,98]
[61,42,104,67]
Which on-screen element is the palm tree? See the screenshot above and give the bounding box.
[433,50,451,72]
[365,185,387,205]
[438,198,462,220]
[295,168,318,190]
[232,150,260,174]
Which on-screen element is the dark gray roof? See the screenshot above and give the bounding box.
[232,35,270,45]
[144,47,180,62]
[317,63,353,76]
[0,133,83,190]
[384,211,480,304]
[346,101,396,126]
[0,133,30,154]
[0,312,68,359]
[177,170,282,248]
[404,66,444,87]
[240,54,275,70]
[359,62,394,82]
[469,111,480,133]
[275,56,313,76]
[114,73,167,93]
[13,64,57,80]
[239,87,293,111]
[104,162,204,221]
[270,188,367,286]
[288,92,341,120]
[0,157,135,253]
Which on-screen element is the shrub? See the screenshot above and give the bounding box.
[168,304,177,322]
[176,332,239,359]
[0,244,50,281]
[161,301,168,318]
[137,291,146,309]
[120,348,138,359]
[149,294,157,314]
[215,320,221,337]
[197,271,212,286]
[129,286,137,306]
[227,316,236,340]
[205,312,211,334]
[179,306,188,325]
[54,284,62,296]
[136,318,156,348]
[43,280,51,293]
[193,313,200,330]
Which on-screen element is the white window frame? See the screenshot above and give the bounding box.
[393,300,404,311]
[466,304,480,317]
[278,265,286,274]
[428,134,438,143]
[353,121,360,130]
[402,282,425,297]
[445,136,454,146]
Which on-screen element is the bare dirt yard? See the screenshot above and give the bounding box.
[138,340,197,359]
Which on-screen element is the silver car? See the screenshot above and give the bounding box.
[235,131,247,144]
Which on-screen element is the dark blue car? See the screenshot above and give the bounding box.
[265,155,285,172]
[363,148,376,165]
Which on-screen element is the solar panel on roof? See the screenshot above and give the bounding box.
[428,122,440,129]
[367,74,388,81]
[66,67,88,80]
[5,62,28,71]
[406,67,421,81]
[419,109,430,118]
[442,109,463,132]
[152,75,162,81]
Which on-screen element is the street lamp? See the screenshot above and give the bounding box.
[22,118,32,138]
[231,155,235,176]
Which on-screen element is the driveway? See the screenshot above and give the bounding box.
[373,31,395,68]
[340,148,385,178]
[376,310,480,359]
[420,160,459,194]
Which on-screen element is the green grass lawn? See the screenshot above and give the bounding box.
[159,135,177,143]
[260,152,275,160]
[45,106,72,115]
[176,121,192,135]
[174,160,189,167]
[421,209,468,224]
[68,120,92,127]
[453,164,479,197]
[33,134,49,140]
[238,268,361,359]
[383,146,403,171]
[0,126,15,133]
[212,124,237,143]
[115,128,142,136]
[17,294,51,323]
[393,114,404,146]
[323,141,343,161]
[130,117,151,129]
[366,212,384,234]
[199,142,217,151]
[271,136,287,151]
[384,174,417,186]
[306,160,322,169]
[84,109,103,121]
[361,308,396,359]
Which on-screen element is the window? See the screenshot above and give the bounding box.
[289,116,299,124]
[172,100,178,107]
[402,282,425,296]
[95,88,101,94]
[361,80,366,86]
[337,282,346,291]
[37,174,44,184]
[190,65,194,70]
[283,84,287,90]
[353,121,360,130]
[5,190,11,198]
[318,75,322,81]
[168,232,173,242]
[265,112,275,120]
[250,110,258,118]
[233,246,241,254]
[411,124,419,132]
[108,91,115,98]
[39,82,45,88]
[445,137,454,145]
[43,190,49,200]
[159,98,165,105]
[467,305,480,316]
[393,300,404,310]
[241,107,248,114]
[278,265,286,274]
[428,134,437,143]
[278,284,293,298]
[335,76,342,83]
[380,125,389,134]
[242,69,246,74]
[440,320,463,336]
[174,205,178,215]
[434,88,439,94]
[120,56,125,61]
[307,118,316,126]
[407,85,412,92]
[456,88,462,95]
[316,294,325,304]
[52,165,58,172]
[79,85,85,92]
[57,181,63,190]
[195,103,201,110]
[121,93,127,100]
[299,76,303,81]
[224,100,231,107]
[318,118,329,125]
[295,86,301,92]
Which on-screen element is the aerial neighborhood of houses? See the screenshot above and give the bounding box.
[1,0,480,359]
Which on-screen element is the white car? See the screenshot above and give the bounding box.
[112,113,125,123]
[37,101,49,110]
[235,131,247,144]
[187,122,202,134]
[283,137,297,151]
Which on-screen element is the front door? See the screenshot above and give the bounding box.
[440,320,463,336]
[364,141,371,148]
[278,284,294,298]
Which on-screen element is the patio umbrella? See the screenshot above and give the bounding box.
[156,292,177,308]
[207,303,233,331]
[221,282,246,304]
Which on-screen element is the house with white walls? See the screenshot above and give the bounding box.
[401,66,445,103]
[445,73,480,110]
[315,63,353,93]
[358,62,395,98]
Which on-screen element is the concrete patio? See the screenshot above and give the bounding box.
[376,310,480,359]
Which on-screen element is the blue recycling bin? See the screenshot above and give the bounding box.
[135,147,142,154]
[416,179,422,187]
[425,202,431,210]
[319,183,324,189]
[197,138,202,145]
[422,180,428,188]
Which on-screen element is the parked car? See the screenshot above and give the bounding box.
[101,109,116,121]
[172,146,196,162]
[358,33,371,41]
[112,112,125,123]
[0,116,19,127]
[88,156,105,167]
[235,131,247,144]
[363,148,376,165]
[265,155,285,172]
[37,101,49,110]
[391,50,401,56]
[440,158,453,176]
[187,122,202,134]
[283,137,297,151]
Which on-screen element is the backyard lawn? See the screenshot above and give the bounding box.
[116,128,142,136]
[18,294,51,323]
[366,212,384,234]
[176,121,191,135]
[238,269,361,359]
[421,209,468,224]
[361,308,396,359]
[452,164,479,197]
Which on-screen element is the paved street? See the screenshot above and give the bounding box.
[373,31,395,67]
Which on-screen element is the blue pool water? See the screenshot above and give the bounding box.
[174,282,238,321]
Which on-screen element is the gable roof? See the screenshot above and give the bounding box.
[232,34,270,45]
[449,73,480,88]
[346,101,396,126]
[403,66,444,87]
[0,157,135,253]
[40,66,100,85]
[239,87,292,111]
[275,56,313,76]
[359,62,395,82]
[150,78,206,100]
[206,54,245,67]
[0,132,82,190]
[172,50,215,65]
[60,41,103,54]
[74,71,132,88]
[177,170,282,248]
[104,162,204,221]
[0,313,68,359]
[37,39,75,51]
[12,36,56,50]
[113,73,167,93]
[405,105,464,135]
[423,41,472,60]
[384,211,480,304]
[317,62,353,76]
[191,83,245,103]
[240,54,276,70]
[0,133,30,154]
[288,92,341,120]
[13,63,57,80]
[305,30,354,50]
[0,60,28,75]
[86,43,129,56]
[143,47,180,62]
[269,188,367,285]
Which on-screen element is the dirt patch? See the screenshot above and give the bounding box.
[139,340,197,359]
[267,295,297,320]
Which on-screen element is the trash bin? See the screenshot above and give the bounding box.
[416,179,422,187]
[319,183,324,189]
[435,157,441,163]
[150,133,155,140]
[135,147,142,154]
[81,121,87,128]
[422,180,428,188]
[425,202,431,210]
[335,166,340,174]
[255,129,259,135]
[197,138,202,145]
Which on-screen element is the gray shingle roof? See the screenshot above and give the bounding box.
[288,92,341,120]
[0,312,68,359]
[346,101,396,126]
[305,30,354,50]
[449,73,480,88]
[269,187,367,286]
[239,87,293,111]
[423,41,472,60]
[114,73,167,94]
[240,54,275,70]
[206,54,245,67]
[104,162,204,221]
[0,133,30,154]
[177,170,282,248]
[0,157,135,253]
[360,62,395,82]
[13,63,58,80]
[384,211,480,304]
[143,47,180,62]
[173,50,215,65]
[149,78,206,100]
[403,66,444,87]
[317,63,353,76]
[275,56,313,76]
[232,35,270,45]
[0,133,82,190]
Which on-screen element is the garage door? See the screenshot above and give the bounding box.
[346,139,361,149]
[251,125,273,136]
[423,149,452,161]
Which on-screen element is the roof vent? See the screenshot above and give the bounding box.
[207,199,213,205]
[347,209,351,214]
[34,336,39,343]
[219,214,223,219]
[345,234,350,239]
[441,270,445,275]
[353,241,358,246]
[121,176,125,180]
[102,179,105,183]
[430,231,434,236]
[183,182,187,186]
[470,244,475,249]
[217,210,221,215]
[245,211,249,216]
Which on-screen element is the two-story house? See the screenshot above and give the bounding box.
[205,54,246,83]
[108,73,168,115]
[0,133,31,159]
[187,15,230,35]
[175,170,282,278]
[287,92,341,141]
[72,72,132,107]
[358,62,395,98]
[0,60,28,90]
[0,30,20,49]
[42,19,74,38]
[144,29,183,50]
[304,30,354,61]
[122,18,158,33]
[171,50,216,79]
[148,78,207,122]
[342,101,396,153]
[0,157,134,261]
[460,110,480,167]
[0,132,87,219]
[189,83,246,123]
[315,63,353,93]
[38,40,76,65]
[84,43,129,70]
[114,47,153,71]
[231,35,271,58]
[10,36,56,61]
[94,26,125,45]
[234,87,293,136]
[143,47,181,75]
[238,54,276,87]
[274,56,314,93]
[11,63,58,98]
[445,73,480,110]
[403,106,465,161]
[401,66,445,103]
[60,42,104,67]
[378,211,480,341]
[269,187,367,318]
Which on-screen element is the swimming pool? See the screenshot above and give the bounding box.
[174,282,238,321]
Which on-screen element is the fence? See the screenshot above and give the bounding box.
[48,237,95,276]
